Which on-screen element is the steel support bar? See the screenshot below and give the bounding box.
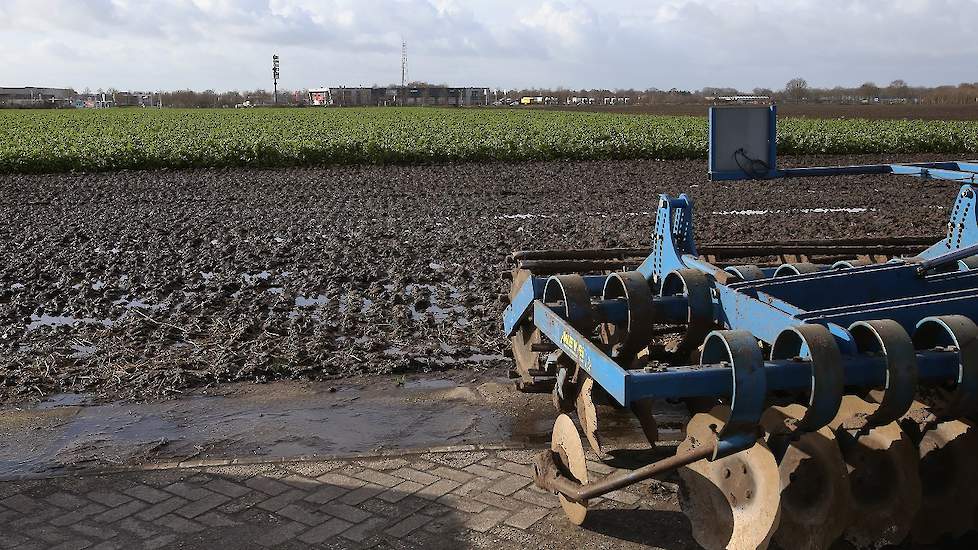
[890,164,978,184]
[623,349,960,402]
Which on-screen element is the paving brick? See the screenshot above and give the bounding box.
[437,493,487,514]
[142,534,178,550]
[117,517,160,539]
[338,483,384,505]
[463,463,507,480]
[303,484,349,504]
[71,523,118,540]
[452,477,492,498]
[478,457,504,467]
[156,514,204,534]
[137,496,188,521]
[203,478,251,498]
[175,492,229,519]
[340,516,387,542]
[429,466,474,483]
[283,461,343,478]
[163,482,214,501]
[281,474,320,490]
[319,502,371,523]
[315,472,366,490]
[255,520,307,547]
[473,491,524,511]
[87,491,132,508]
[391,467,439,485]
[585,460,615,474]
[297,518,352,544]
[277,503,327,526]
[256,489,306,512]
[49,540,92,550]
[124,485,172,504]
[244,476,290,496]
[93,500,147,523]
[51,503,108,527]
[196,511,239,527]
[416,479,461,500]
[217,490,267,514]
[604,488,642,505]
[0,494,42,514]
[378,480,424,503]
[426,451,487,469]
[385,513,429,538]
[465,508,510,533]
[354,468,404,488]
[488,475,530,496]
[46,492,88,509]
[498,462,534,478]
[511,487,557,508]
[503,505,550,529]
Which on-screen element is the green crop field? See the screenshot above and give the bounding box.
[2,107,977,173]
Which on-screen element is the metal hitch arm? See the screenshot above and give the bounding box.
[533,444,716,503]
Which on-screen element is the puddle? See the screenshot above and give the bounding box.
[27,314,113,331]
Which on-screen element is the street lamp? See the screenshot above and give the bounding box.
[272,54,280,106]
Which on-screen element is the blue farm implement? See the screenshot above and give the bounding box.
[504,106,978,549]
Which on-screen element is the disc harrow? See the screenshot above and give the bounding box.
[501,105,978,550]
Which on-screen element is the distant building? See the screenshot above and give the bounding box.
[312,86,489,107]
[0,87,75,107]
[113,91,159,107]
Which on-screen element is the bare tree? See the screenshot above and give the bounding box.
[784,78,808,101]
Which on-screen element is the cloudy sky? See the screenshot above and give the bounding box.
[2,0,976,92]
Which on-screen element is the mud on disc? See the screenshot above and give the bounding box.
[678,406,781,550]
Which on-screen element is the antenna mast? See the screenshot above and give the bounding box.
[401,41,407,88]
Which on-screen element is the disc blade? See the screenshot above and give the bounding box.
[829,395,921,548]
[762,404,852,550]
[576,376,603,457]
[678,406,781,550]
[551,413,589,525]
[630,397,659,447]
[910,412,978,544]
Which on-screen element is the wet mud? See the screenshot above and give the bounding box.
[0,156,962,401]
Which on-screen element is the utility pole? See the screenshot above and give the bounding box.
[400,41,407,106]
[272,54,280,106]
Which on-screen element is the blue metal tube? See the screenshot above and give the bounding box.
[623,350,960,402]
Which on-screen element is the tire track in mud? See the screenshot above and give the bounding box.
[0,156,961,401]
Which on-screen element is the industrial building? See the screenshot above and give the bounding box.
[310,86,489,107]
[0,87,75,107]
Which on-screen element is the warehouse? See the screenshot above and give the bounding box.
[0,87,74,107]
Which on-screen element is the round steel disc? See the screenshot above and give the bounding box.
[762,404,852,550]
[576,376,603,457]
[508,269,543,386]
[829,395,921,548]
[678,406,781,550]
[551,413,589,525]
[910,411,978,544]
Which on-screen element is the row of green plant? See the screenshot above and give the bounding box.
[2,108,976,173]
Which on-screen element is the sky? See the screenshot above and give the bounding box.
[2,0,977,93]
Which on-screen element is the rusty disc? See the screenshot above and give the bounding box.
[678,406,781,550]
[575,376,603,457]
[909,410,978,544]
[551,414,589,525]
[829,395,921,548]
[762,404,852,550]
[508,269,544,388]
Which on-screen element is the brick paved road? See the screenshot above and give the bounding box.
[0,445,697,549]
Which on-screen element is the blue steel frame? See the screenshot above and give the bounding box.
[503,157,978,454]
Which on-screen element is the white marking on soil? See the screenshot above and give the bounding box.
[711,207,871,216]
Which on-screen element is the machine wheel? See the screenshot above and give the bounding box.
[678,406,781,550]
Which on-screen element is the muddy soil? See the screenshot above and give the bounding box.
[0,156,963,402]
